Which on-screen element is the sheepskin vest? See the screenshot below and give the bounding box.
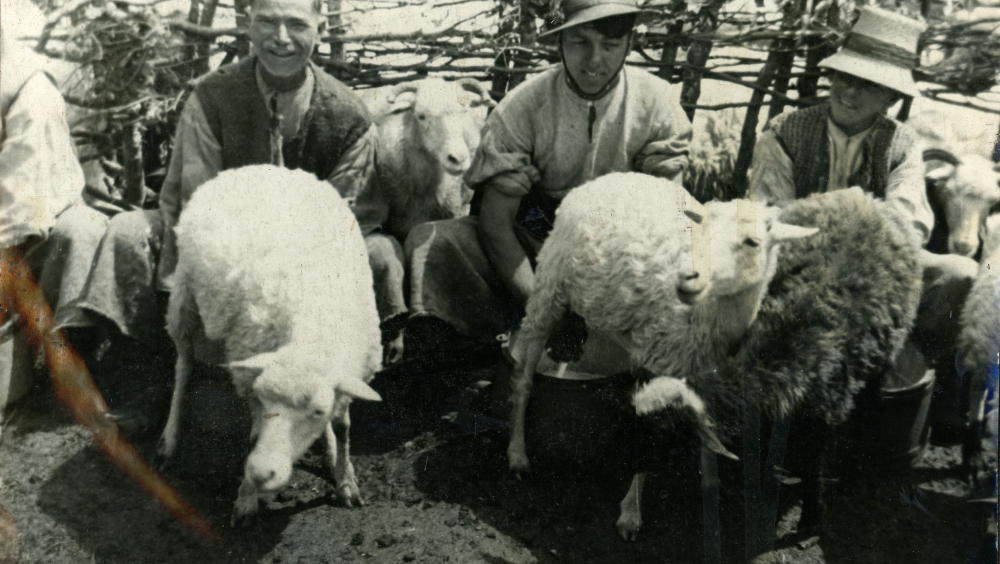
[771,103,910,199]
[194,57,371,179]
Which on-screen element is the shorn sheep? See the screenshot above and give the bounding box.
[629,188,923,542]
[359,78,495,362]
[155,165,383,525]
[506,173,818,532]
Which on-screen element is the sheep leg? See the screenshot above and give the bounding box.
[616,472,647,541]
[507,332,547,476]
[155,333,192,469]
[232,472,260,527]
[329,397,363,507]
[797,419,828,542]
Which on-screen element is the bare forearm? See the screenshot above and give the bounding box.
[482,231,535,306]
[477,188,534,306]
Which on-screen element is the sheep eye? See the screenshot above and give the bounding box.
[743,237,759,247]
[312,409,325,418]
[417,113,426,121]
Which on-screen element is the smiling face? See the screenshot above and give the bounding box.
[248,0,323,78]
[828,71,898,135]
[560,25,631,95]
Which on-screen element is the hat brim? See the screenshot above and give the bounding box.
[537,5,650,41]
[819,50,921,98]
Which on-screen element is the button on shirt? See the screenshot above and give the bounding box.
[255,65,314,141]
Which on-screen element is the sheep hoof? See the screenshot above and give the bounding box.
[615,513,642,542]
[507,451,531,478]
[154,436,176,471]
[231,499,259,527]
[336,482,364,508]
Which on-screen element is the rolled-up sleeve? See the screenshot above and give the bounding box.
[463,110,541,199]
[884,135,934,246]
[157,95,222,290]
[746,129,797,204]
[327,123,377,208]
[636,93,692,183]
[0,73,85,249]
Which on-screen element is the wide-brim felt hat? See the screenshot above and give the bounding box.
[818,7,926,98]
[538,0,650,40]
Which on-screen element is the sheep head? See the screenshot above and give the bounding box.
[228,351,380,493]
[632,376,738,461]
[925,150,1000,257]
[683,200,818,319]
[386,78,494,178]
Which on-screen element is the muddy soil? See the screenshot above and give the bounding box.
[0,351,985,564]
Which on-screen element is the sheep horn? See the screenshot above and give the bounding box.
[923,148,962,166]
[456,78,496,108]
[386,82,420,104]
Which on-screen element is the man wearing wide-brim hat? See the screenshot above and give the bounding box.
[748,6,980,476]
[403,0,692,363]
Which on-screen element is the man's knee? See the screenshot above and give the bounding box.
[50,205,109,248]
[104,210,164,256]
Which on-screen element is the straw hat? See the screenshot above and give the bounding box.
[538,0,649,40]
[819,7,926,98]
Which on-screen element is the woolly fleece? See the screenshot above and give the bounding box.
[168,164,382,398]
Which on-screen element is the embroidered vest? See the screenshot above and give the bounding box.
[771,103,906,200]
[193,57,371,180]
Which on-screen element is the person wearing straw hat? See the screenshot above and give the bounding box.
[401,0,692,366]
[748,7,980,437]
[748,6,933,240]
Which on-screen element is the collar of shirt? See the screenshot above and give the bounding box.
[826,117,874,192]
[255,64,315,140]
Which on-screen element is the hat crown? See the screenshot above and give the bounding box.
[850,7,925,54]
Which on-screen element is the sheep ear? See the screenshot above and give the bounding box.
[226,352,279,371]
[698,418,739,461]
[338,379,382,402]
[768,221,818,243]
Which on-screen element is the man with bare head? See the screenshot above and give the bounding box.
[72,0,376,431]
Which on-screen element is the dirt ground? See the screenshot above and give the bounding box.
[0,346,988,564]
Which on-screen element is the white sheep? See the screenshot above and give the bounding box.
[907,110,1000,258]
[628,188,923,542]
[356,78,495,362]
[508,173,818,478]
[155,165,383,525]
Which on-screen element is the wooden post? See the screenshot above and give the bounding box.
[195,0,219,76]
[679,0,726,121]
[119,120,146,207]
[656,5,687,83]
[235,0,251,59]
[731,0,804,198]
[766,49,795,120]
[327,0,344,65]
